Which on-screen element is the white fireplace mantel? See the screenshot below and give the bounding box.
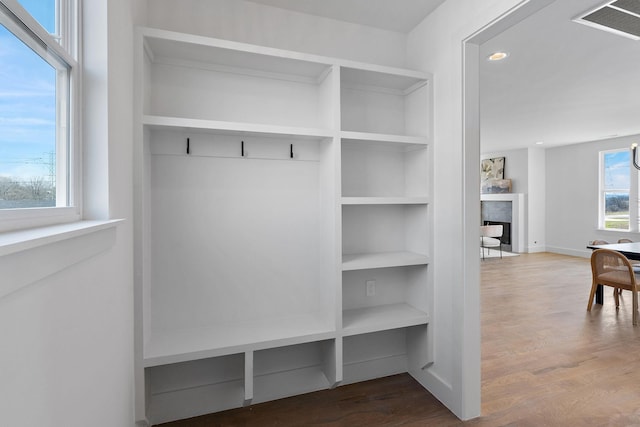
[481,193,526,253]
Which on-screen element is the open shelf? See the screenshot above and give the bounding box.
[341,197,428,205]
[146,353,245,425]
[342,205,429,256]
[143,29,335,130]
[341,139,428,198]
[144,314,335,367]
[342,251,429,271]
[143,27,332,81]
[143,115,334,140]
[252,340,337,403]
[342,303,428,336]
[340,66,430,137]
[340,131,427,146]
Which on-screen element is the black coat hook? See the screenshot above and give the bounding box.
[187,137,190,155]
[241,140,245,157]
[290,143,294,159]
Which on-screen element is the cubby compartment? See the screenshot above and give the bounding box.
[341,138,429,200]
[341,204,429,271]
[143,127,337,366]
[340,66,430,137]
[143,30,334,130]
[253,340,340,404]
[342,328,428,385]
[342,265,429,336]
[146,353,245,425]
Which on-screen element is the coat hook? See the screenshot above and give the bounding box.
[241,140,245,157]
[290,143,294,159]
[187,137,190,155]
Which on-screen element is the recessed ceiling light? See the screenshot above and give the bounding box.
[487,52,509,61]
[535,141,544,145]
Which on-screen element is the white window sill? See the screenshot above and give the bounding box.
[0,219,123,299]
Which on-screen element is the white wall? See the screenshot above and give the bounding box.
[0,1,138,426]
[406,0,535,420]
[145,0,407,67]
[527,147,546,252]
[546,135,640,257]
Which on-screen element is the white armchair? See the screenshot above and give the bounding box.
[481,225,503,259]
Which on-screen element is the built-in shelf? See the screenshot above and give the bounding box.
[342,303,428,336]
[144,314,335,367]
[142,27,332,82]
[341,197,428,205]
[143,115,334,140]
[136,25,433,424]
[340,131,428,146]
[342,251,429,271]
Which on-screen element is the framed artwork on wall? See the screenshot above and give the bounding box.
[481,157,505,181]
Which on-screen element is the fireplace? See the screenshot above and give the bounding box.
[481,193,524,253]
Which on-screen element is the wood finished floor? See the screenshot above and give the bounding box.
[158,253,640,426]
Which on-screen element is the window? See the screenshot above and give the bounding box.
[0,0,79,231]
[600,149,631,230]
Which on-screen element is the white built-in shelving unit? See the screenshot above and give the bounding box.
[134,27,433,425]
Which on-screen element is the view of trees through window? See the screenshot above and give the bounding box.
[0,1,58,209]
[603,150,630,230]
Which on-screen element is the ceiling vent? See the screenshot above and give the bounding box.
[575,0,640,40]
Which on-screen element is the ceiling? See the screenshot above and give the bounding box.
[245,0,447,33]
[480,0,640,152]
[247,0,640,153]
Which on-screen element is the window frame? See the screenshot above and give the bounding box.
[599,147,636,232]
[0,0,80,232]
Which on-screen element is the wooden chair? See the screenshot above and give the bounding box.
[618,238,634,243]
[588,249,639,326]
[481,225,503,259]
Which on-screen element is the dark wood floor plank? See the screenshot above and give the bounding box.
[157,253,640,426]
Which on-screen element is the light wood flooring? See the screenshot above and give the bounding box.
[158,253,640,426]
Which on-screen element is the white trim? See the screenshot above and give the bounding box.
[0,219,122,299]
[0,219,121,257]
[0,0,81,231]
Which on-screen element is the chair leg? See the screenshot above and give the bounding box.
[614,287,620,308]
[587,282,597,311]
[633,290,638,326]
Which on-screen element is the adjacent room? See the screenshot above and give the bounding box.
[1,1,640,426]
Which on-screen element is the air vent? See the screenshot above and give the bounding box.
[575,0,640,40]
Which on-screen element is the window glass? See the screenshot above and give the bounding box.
[0,24,58,209]
[17,0,56,34]
[603,150,630,230]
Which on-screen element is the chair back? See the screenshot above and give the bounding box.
[618,238,634,243]
[481,225,503,238]
[591,249,638,290]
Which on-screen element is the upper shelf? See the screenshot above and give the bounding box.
[142,28,332,83]
[341,66,428,94]
[143,115,335,140]
[340,131,428,146]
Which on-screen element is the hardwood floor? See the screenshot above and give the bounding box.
[158,253,640,426]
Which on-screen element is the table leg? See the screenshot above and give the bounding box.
[596,284,603,304]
